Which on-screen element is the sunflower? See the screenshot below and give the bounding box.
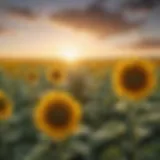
[25,70,39,85]
[112,59,156,101]
[0,91,12,120]
[47,66,66,85]
[34,91,81,140]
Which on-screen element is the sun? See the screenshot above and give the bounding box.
[56,44,80,62]
[63,49,79,62]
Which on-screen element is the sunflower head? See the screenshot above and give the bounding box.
[34,92,81,141]
[26,70,39,85]
[0,91,12,120]
[47,66,66,85]
[113,59,156,101]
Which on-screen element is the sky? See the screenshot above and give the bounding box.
[0,0,160,59]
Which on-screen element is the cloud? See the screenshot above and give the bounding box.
[50,4,141,38]
[123,8,151,23]
[121,38,160,49]
[0,27,6,34]
[132,39,160,49]
[125,0,160,10]
[123,0,160,24]
[50,0,160,38]
[6,7,37,20]
[0,26,12,35]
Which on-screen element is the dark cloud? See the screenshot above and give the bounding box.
[0,26,11,35]
[122,38,160,49]
[0,27,6,34]
[51,1,141,38]
[6,7,37,20]
[50,0,160,38]
[125,0,160,10]
[133,39,160,49]
[123,0,160,22]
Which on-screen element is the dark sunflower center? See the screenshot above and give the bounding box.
[121,66,148,92]
[0,98,7,112]
[52,70,61,80]
[45,103,71,128]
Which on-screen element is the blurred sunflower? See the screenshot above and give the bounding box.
[112,59,156,101]
[0,91,12,120]
[47,66,66,85]
[25,70,39,85]
[34,91,81,140]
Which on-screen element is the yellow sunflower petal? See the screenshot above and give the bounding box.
[0,91,12,120]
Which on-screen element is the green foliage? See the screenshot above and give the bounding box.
[0,63,159,160]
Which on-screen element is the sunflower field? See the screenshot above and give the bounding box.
[0,58,159,160]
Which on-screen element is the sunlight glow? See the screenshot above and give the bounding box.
[56,44,81,62]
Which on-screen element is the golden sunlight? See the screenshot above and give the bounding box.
[56,44,81,62]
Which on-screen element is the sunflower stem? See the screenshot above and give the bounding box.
[23,136,51,160]
[125,103,138,160]
[56,141,64,160]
